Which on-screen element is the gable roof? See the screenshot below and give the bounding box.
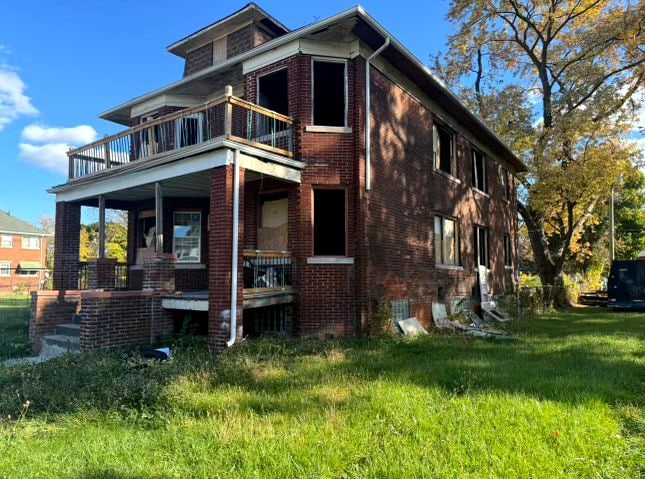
[0,210,51,236]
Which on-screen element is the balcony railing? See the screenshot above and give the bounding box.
[68,89,294,180]
[243,250,294,292]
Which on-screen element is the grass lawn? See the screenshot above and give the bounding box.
[0,297,31,361]
[0,307,642,478]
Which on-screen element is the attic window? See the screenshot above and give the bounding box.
[258,68,288,116]
[433,123,456,176]
[312,60,347,127]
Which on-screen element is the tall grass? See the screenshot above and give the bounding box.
[0,308,642,478]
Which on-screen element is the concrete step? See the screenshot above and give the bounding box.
[42,334,80,352]
[55,323,80,337]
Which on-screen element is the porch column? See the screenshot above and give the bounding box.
[53,201,81,290]
[98,195,106,259]
[87,258,117,289]
[155,182,164,254]
[208,164,245,354]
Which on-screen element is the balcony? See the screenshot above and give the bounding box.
[67,89,295,180]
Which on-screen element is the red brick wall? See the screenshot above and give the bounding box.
[30,290,81,353]
[53,201,81,291]
[184,43,213,77]
[227,25,254,59]
[367,67,517,326]
[0,234,48,294]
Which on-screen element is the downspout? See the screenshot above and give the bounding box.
[365,37,390,191]
[227,149,241,347]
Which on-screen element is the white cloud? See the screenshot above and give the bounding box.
[22,124,98,144]
[0,65,39,131]
[19,124,99,174]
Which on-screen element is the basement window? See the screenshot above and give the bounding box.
[173,212,201,263]
[503,234,512,267]
[313,189,346,256]
[312,60,347,127]
[433,123,456,176]
[475,226,490,268]
[472,148,487,193]
[434,215,459,265]
[258,68,289,116]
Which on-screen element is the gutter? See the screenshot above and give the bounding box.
[227,148,241,347]
[365,37,390,191]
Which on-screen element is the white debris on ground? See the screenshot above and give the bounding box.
[396,317,429,336]
[429,302,513,339]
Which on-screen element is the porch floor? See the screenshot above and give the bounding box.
[161,288,295,311]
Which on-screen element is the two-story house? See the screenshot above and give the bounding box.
[0,210,50,295]
[32,3,526,354]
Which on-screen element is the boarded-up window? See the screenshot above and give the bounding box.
[213,37,227,64]
[258,194,288,251]
[313,189,346,256]
[313,61,346,127]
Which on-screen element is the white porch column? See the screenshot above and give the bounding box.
[155,182,163,254]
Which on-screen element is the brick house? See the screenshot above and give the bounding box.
[0,210,50,295]
[32,3,526,354]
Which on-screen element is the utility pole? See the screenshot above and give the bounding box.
[609,185,615,262]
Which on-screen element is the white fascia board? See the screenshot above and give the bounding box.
[242,39,360,74]
[0,230,52,237]
[55,149,231,203]
[238,153,301,183]
[131,94,206,118]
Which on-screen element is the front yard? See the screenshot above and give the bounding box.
[0,301,642,478]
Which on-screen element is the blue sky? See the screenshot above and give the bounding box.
[0,1,453,226]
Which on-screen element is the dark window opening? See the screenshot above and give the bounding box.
[503,234,512,267]
[258,69,289,116]
[434,124,454,175]
[472,149,487,193]
[176,115,203,148]
[313,189,346,255]
[313,61,346,127]
[475,226,490,268]
[502,168,511,201]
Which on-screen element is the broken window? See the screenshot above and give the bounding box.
[503,234,512,267]
[434,215,459,265]
[433,123,455,176]
[501,168,511,201]
[258,68,289,116]
[173,211,201,263]
[472,148,487,193]
[313,189,346,256]
[313,60,346,127]
[475,226,490,268]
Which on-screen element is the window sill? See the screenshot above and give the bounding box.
[305,125,352,134]
[433,169,461,184]
[473,188,490,198]
[504,265,514,270]
[435,263,464,271]
[175,263,206,270]
[307,257,354,265]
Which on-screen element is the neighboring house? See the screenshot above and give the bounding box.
[33,3,526,354]
[0,210,51,295]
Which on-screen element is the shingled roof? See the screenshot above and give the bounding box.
[0,210,51,236]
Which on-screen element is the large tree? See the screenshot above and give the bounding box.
[434,0,644,302]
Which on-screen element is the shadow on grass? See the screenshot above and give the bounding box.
[0,308,643,420]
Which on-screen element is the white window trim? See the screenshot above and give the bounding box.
[0,235,13,248]
[22,236,40,250]
[173,211,202,264]
[0,262,11,277]
[307,257,354,265]
[311,57,348,128]
[434,214,460,266]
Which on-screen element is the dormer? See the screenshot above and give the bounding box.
[167,3,289,77]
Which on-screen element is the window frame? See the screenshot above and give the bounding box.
[434,214,460,266]
[432,122,457,177]
[501,167,511,202]
[0,261,11,277]
[475,226,490,269]
[22,236,40,250]
[503,234,513,267]
[0,235,13,248]
[472,147,488,194]
[172,211,202,264]
[311,58,348,128]
[256,66,289,116]
[311,186,348,257]
[174,113,204,149]
[17,268,38,276]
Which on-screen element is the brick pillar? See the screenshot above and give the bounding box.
[208,164,244,354]
[53,201,81,290]
[87,258,117,289]
[143,254,176,341]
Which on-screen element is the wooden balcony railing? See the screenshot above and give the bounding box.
[243,250,294,292]
[67,88,294,180]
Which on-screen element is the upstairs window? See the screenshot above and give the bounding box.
[501,168,511,201]
[313,189,346,256]
[173,212,201,263]
[312,60,347,127]
[433,123,456,176]
[258,68,289,116]
[434,215,459,265]
[22,236,40,250]
[175,114,204,148]
[1,235,12,248]
[475,226,490,268]
[0,262,11,277]
[503,234,512,267]
[472,148,487,193]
